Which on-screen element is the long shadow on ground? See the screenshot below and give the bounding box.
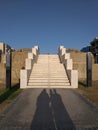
[30,89,76,130]
[0,83,20,104]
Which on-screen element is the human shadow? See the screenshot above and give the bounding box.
[50,89,76,130]
[30,89,54,130]
[30,89,76,130]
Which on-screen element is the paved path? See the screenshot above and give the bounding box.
[0,88,98,130]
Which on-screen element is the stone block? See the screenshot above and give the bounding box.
[34,46,39,50]
[65,53,70,59]
[59,46,64,50]
[61,48,66,55]
[20,70,27,88]
[28,53,33,59]
[25,58,33,70]
[32,48,36,55]
[65,59,73,70]
[67,70,78,88]
[20,69,31,88]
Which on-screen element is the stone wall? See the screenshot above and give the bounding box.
[0,50,98,88]
[0,63,6,88]
[70,52,86,80]
[92,64,98,81]
[0,52,28,88]
[70,51,97,81]
[12,52,28,85]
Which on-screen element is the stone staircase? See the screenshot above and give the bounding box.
[27,55,70,88]
[20,46,78,88]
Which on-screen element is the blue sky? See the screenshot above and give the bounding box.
[0,0,98,53]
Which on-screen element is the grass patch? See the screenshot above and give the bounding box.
[78,80,87,87]
[0,84,22,113]
[78,80,98,106]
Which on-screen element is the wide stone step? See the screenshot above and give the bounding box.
[34,63,64,68]
[37,61,60,62]
[31,72,66,74]
[30,72,66,74]
[29,77,68,80]
[39,55,58,57]
[32,68,65,70]
[32,69,65,71]
[37,58,59,59]
[30,75,68,78]
[31,74,66,76]
[38,57,60,61]
[27,85,71,88]
[31,70,66,72]
[30,71,67,73]
[30,72,67,75]
[28,79,69,82]
[32,68,66,70]
[38,59,59,60]
[33,67,64,68]
[28,82,70,86]
[33,64,63,66]
[29,75,68,78]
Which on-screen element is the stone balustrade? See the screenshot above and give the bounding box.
[20,46,39,88]
[58,46,78,88]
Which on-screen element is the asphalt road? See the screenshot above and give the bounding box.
[0,88,98,130]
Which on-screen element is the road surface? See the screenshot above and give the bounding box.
[0,88,98,130]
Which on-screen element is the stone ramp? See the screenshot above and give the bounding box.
[0,89,98,130]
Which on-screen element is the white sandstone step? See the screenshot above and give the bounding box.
[31,72,66,74]
[29,77,68,80]
[28,82,70,86]
[29,75,68,77]
[27,85,71,88]
[28,79,69,82]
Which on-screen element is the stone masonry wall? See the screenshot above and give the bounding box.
[0,52,28,88]
[70,52,86,80]
[70,51,97,81]
[0,63,6,88]
[12,52,28,85]
[92,64,98,80]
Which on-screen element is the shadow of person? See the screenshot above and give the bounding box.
[50,89,76,130]
[30,89,54,130]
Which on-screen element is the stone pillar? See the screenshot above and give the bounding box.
[86,52,92,87]
[95,53,98,63]
[6,50,11,89]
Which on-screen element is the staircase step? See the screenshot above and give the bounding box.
[30,75,67,79]
[28,79,69,83]
[28,82,70,86]
[29,78,68,81]
[27,85,71,88]
[31,73,66,75]
[29,77,68,80]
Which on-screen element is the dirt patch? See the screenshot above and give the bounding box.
[78,80,98,106]
[0,100,11,113]
[0,85,22,113]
